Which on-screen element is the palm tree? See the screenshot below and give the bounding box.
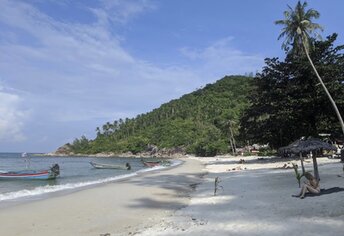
[275,1,344,135]
[226,120,237,155]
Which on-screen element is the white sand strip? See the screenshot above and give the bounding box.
[0,158,205,236]
[137,156,344,236]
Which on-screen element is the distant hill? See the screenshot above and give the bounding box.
[68,75,254,156]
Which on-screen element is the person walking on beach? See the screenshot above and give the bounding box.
[294,172,320,199]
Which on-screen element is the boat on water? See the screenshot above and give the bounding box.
[0,164,60,180]
[142,161,161,167]
[90,161,131,170]
[142,159,171,167]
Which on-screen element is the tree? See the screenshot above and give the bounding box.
[68,76,254,156]
[240,34,344,149]
[275,1,344,135]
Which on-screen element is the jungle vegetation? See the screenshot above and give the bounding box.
[275,1,344,135]
[240,34,344,149]
[70,76,254,156]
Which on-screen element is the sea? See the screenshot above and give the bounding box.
[0,153,178,206]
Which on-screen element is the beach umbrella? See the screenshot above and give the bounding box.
[287,138,337,154]
[281,137,336,181]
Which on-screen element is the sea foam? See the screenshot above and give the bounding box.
[0,159,182,202]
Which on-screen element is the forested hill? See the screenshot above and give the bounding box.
[69,75,254,156]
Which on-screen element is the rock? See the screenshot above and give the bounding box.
[146,144,159,155]
[45,143,73,156]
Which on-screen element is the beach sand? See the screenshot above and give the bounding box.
[137,156,344,236]
[0,158,205,236]
[1,155,344,236]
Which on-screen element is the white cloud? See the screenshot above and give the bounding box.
[0,0,198,122]
[180,37,264,75]
[100,0,156,24]
[0,86,27,142]
[0,1,264,124]
[0,0,265,151]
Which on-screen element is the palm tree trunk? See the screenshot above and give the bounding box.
[303,42,344,135]
[312,155,320,181]
[228,132,235,155]
[299,153,305,175]
[228,121,236,154]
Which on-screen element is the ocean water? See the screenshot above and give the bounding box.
[0,153,177,205]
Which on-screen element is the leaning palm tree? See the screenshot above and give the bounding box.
[275,1,344,135]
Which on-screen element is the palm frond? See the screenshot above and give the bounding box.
[305,9,320,19]
[275,19,287,25]
[275,1,323,55]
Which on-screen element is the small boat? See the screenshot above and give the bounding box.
[90,161,131,170]
[142,159,171,167]
[0,164,60,180]
[143,161,161,167]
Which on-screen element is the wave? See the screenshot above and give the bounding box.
[0,159,182,202]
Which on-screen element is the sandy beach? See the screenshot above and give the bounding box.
[1,155,344,236]
[0,158,205,236]
[138,156,344,236]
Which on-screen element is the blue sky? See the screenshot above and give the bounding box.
[0,0,344,152]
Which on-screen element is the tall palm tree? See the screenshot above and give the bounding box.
[275,1,344,135]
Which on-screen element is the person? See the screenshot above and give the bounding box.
[294,172,320,199]
[21,152,30,169]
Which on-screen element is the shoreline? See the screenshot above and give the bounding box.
[0,158,206,236]
[0,160,180,209]
[34,152,191,159]
[2,155,344,235]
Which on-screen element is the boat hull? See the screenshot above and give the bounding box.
[90,162,131,170]
[0,164,60,180]
[142,159,171,167]
[143,161,161,167]
[0,171,56,180]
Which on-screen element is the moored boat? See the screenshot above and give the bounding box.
[90,161,131,170]
[142,161,161,167]
[0,164,60,180]
[142,159,171,167]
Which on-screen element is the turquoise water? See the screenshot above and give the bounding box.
[0,153,173,204]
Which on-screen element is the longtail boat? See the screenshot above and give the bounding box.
[0,164,60,180]
[142,159,171,167]
[142,161,161,167]
[90,161,131,170]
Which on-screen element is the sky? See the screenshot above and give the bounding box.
[1,0,344,153]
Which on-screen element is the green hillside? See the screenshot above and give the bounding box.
[70,75,254,156]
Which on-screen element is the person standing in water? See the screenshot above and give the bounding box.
[22,152,30,169]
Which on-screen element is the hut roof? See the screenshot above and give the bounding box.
[279,137,337,155]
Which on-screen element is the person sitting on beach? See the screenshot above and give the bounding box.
[294,172,320,199]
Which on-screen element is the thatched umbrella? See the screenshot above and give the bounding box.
[279,138,337,181]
